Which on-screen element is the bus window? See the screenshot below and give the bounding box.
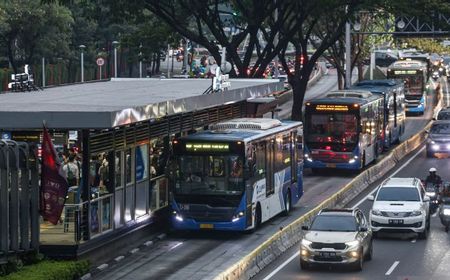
[255,142,266,178]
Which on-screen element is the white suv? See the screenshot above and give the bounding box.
[369,177,430,239]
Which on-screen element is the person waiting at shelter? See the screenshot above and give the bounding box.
[63,154,80,187]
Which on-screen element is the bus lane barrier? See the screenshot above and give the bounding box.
[214,96,444,280]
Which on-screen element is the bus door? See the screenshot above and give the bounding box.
[245,143,255,228]
[264,140,275,219]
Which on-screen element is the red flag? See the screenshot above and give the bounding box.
[39,126,69,225]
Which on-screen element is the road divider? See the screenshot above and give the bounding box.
[214,90,443,280]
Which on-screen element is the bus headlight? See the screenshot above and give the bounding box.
[232,211,245,222]
[173,211,184,222]
[348,156,358,164]
[304,153,313,162]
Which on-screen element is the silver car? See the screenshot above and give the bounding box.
[426,120,450,157]
[300,208,373,271]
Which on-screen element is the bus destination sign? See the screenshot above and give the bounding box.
[315,104,349,112]
[393,70,418,75]
[186,143,230,152]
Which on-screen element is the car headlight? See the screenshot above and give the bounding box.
[427,139,435,144]
[443,209,450,216]
[345,240,360,248]
[410,210,423,217]
[371,209,382,216]
[301,239,312,246]
[425,191,436,197]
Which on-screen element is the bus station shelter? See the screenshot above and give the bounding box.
[0,78,283,258]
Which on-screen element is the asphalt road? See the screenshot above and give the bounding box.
[253,146,450,280]
[252,79,450,280]
[92,73,442,280]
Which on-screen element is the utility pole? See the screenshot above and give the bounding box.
[345,20,352,88]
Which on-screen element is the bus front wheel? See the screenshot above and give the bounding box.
[283,190,291,216]
[255,204,262,229]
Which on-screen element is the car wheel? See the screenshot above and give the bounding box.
[300,259,309,270]
[365,240,373,261]
[353,248,364,271]
[283,190,291,216]
[418,223,428,240]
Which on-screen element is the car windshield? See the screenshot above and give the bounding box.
[376,187,420,202]
[310,215,357,232]
[430,123,450,134]
[437,111,450,120]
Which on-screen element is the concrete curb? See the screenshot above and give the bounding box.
[213,92,443,280]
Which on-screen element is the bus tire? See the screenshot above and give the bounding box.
[283,190,291,216]
[255,204,262,229]
[360,152,366,169]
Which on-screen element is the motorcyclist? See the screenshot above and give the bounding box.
[425,167,443,186]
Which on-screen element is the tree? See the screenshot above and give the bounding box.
[0,0,73,73]
[319,12,394,89]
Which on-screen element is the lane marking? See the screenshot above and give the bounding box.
[432,212,438,218]
[114,255,125,262]
[411,239,417,243]
[385,261,400,275]
[169,242,183,251]
[130,248,140,254]
[262,252,299,280]
[353,146,426,209]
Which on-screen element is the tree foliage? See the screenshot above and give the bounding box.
[0,0,73,72]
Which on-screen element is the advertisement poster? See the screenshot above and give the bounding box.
[135,145,148,181]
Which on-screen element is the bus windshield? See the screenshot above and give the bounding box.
[174,155,244,195]
[403,76,423,94]
[306,113,358,146]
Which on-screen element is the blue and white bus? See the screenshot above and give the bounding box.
[352,79,406,150]
[304,90,384,171]
[387,60,428,114]
[170,118,303,231]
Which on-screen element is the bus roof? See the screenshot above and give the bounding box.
[353,79,402,87]
[307,90,383,106]
[179,119,302,143]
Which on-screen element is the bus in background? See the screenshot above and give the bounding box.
[399,52,431,79]
[351,79,406,150]
[387,60,428,115]
[170,118,303,231]
[304,90,384,171]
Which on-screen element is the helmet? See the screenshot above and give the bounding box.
[429,167,437,173]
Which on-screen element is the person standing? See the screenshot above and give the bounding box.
[63,154,80,187]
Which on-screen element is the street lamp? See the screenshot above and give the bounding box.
[112,40,119,78]
[79,44,86,83]
[139,43,143,78]
[397,18,406,30]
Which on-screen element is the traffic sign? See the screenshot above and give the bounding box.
[96,58,105,66]
[1,132,11,140]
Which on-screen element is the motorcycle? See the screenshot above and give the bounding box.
[439,197,450,232]
[425,182,440,214]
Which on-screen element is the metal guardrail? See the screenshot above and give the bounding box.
[0,141,39,264]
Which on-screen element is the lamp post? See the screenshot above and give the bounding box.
[41,57,46,87]
[112,41,119,78]
[79,44,86,83]
[139,44,143,78]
